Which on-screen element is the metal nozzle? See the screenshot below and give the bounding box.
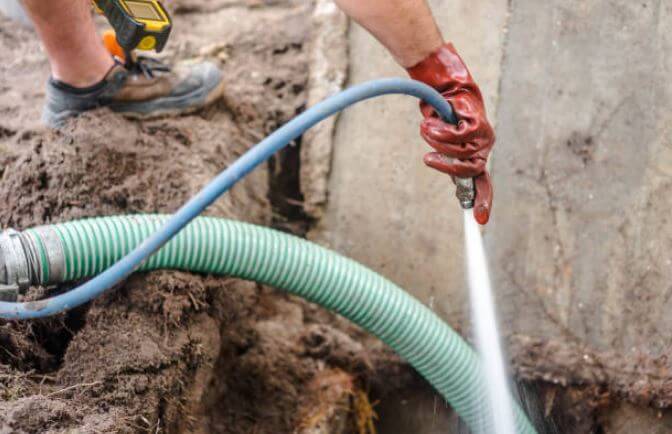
[455,177,475,209]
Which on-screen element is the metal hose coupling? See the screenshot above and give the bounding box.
[455,177,475,209]
[0,227,65,301]
[0,230,30,301]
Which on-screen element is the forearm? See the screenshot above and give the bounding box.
[334,0,443,68]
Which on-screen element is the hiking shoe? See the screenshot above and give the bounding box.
[42,58,225,127]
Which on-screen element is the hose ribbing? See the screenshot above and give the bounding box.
[29,215,535,434]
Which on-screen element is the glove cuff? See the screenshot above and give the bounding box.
[406,42,473,92]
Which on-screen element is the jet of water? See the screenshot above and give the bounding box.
[464,210,516,434]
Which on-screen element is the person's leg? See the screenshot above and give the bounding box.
[22,0,114,87]
[20,0,224,128]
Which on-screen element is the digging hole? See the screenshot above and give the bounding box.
[0,302,89,373]
[37,304,89,372]
[268,134,315,236]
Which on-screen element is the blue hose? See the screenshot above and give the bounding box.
[0,78,457,320]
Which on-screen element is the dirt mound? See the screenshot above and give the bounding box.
[0,3,413,433]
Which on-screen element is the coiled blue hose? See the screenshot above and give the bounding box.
[0,78,457,320]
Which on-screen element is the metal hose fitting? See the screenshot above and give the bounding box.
[0,230,31,301]
[0,227,65,301]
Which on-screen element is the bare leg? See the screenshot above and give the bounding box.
[22,0,114,87]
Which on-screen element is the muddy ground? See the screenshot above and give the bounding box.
[0,2,418,433]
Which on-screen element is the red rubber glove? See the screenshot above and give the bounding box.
[406,42,495,224]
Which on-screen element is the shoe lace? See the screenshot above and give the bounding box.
[125,55,171,79]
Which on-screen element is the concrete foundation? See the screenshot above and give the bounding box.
[312,0,672,432]
[310,0,509,432]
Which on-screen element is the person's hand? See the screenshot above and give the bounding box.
[407,43,495,225]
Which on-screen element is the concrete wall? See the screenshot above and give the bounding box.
[495,0,672,355]
[314,0,672,432]
[492,0,672,428]
[310,1,509,432]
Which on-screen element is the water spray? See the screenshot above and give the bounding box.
[456,170,516,434]
[464,210,517,434]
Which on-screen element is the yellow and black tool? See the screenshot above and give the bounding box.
[93,0,172,55]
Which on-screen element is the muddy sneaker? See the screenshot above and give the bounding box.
[42,58,225,128]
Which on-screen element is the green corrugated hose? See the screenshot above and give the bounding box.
[26,215,535,433]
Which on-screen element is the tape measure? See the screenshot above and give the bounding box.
[93,0,172,53]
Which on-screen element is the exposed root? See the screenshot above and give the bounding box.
[354,389,378,434]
